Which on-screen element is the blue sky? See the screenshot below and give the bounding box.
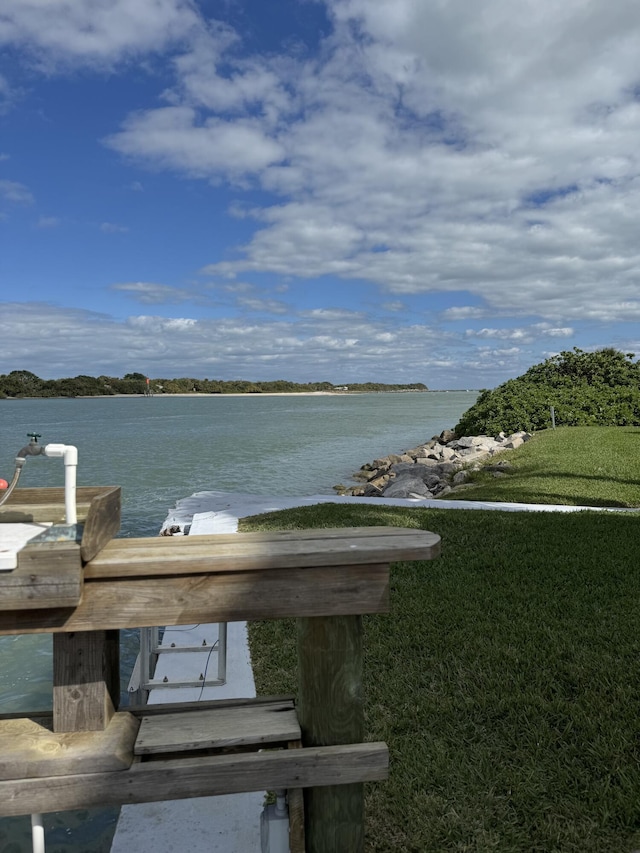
[2,0,640,390]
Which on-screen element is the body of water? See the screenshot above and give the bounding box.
[0,390,476,852]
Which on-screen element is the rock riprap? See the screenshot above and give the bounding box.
[337,430,532,500]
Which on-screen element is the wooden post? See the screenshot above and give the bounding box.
[53,630,119,732]
[297,614,365,853]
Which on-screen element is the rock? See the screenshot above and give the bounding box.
[424,473,444,490]
[415,457,442,468]
[369,474,391,489]
[504,436,524,449]
[382,476,433,499]
[351,470,370,481]
[389,462,418,475]
[432,462,457,476]
[362,483,384,496]
[433,483,452,497]
[346,428,532,502]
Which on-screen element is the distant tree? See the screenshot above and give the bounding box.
[0,370,44,397]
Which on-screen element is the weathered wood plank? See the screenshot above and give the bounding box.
[135,704,301,754]
[125,695,295,717]
[0,564,390,634]
[0,712,138,780]
[0,742,389,817]
[0,540,82,610]
[80,486,121,562]
[298,615,365,853]
[53,631,119,732]
[0,487,112,524]
[287,740,306,853]
[0,696,295,724]
[84,527,441,578]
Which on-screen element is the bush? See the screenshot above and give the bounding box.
[455,348,640,435]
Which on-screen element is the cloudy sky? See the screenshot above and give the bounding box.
[2,0,640,389]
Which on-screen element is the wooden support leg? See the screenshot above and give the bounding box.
[53,630,119,732]
[287,740,306,853]
[297,615,364,853]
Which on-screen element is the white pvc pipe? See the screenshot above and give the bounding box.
[44,444,78,525]
[31,813,45,853]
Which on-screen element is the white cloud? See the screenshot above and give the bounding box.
[0,179,33,204]
[237,297,289,315]
[111,282,193,304]
[36,216,60,228]
[101,0,640,329]
[107,106,285,181]
[0,301,482,386]
[441,307,487,321]
[0,0,201,69]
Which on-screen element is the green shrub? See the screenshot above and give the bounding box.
[456,348,640,435]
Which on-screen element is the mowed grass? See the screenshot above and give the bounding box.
[441,426,640,507]
[242,502,640,852]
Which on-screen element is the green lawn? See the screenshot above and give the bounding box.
[441,426,640,507]
[242,498,640,851]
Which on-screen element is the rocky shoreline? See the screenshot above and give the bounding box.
[336,429,532,501]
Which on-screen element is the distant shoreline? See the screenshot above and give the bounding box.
[1,389,477,400]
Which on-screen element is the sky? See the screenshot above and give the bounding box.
[2,0,640,390]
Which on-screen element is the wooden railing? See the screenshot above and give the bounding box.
[0,487,441,852]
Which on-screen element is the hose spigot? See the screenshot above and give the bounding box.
[17,433,46,459]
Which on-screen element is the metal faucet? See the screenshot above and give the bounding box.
[16,433,45,460]
[0,433,46,508]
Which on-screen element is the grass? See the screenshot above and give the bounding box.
[242,499,640,852]
[440,426,640,507]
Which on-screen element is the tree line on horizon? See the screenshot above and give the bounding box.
[0,370,428,398]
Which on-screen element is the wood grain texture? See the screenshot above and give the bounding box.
[84,526,441,579]
[135,704,301,754]
[80,486,121,562]
[53,631,119,732]
[297,615,366,853]
[0,742,389,817]
[0,564,390,634]
[287,740,306,853]
[0,540,82,610]
[0,712,138,780]
[0,486,114,524]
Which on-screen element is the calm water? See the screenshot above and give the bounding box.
[0,391,475,852]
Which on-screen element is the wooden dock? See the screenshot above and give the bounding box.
[0,487,441,852]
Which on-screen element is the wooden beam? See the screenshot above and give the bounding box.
[0,540,82,610]
[135,703,301,754]
[297,615,366,853]
[0,712,138,780]
[0,564,390,634]
[83,527,441,579]
[0,742,389,818]
[53,631,119,732]
[125,695,295,717]
[80,486,121,562]
[0,486,116,525]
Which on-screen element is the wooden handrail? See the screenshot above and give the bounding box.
[0,507,442,852]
